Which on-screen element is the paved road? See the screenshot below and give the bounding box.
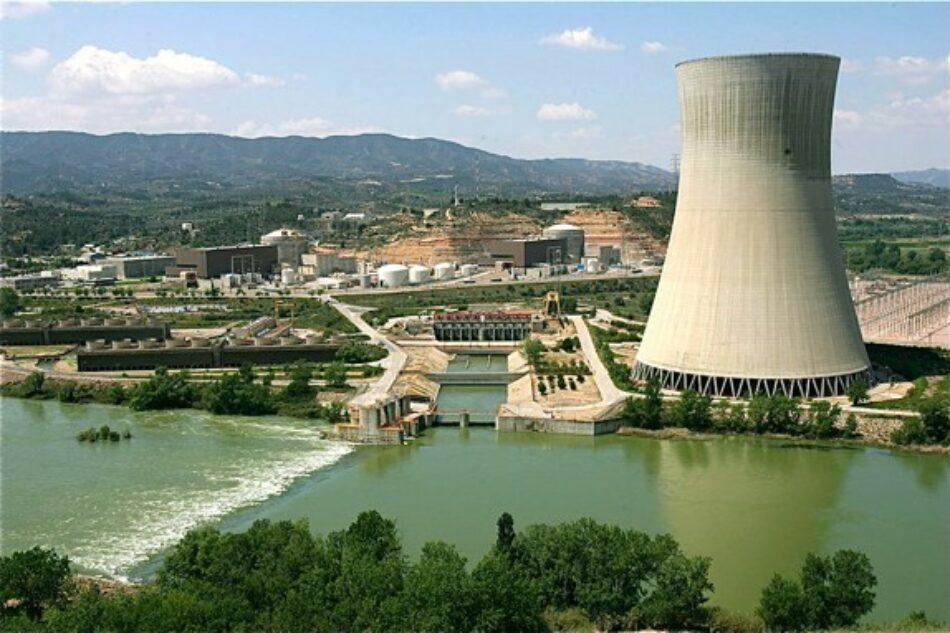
[330,299,407,407]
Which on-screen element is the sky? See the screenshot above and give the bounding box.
[2,1,949,173]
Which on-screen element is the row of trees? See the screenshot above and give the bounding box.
[0,512,880,633]
[846,240,947,276]
[1,362,352,423]
[623,380,861,441]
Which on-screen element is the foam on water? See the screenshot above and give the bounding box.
[66,434,353,577]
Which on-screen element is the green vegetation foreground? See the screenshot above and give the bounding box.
[0,511,918,633]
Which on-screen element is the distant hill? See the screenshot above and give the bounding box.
[832,173,948,216]
[891,168,950,189]
[0,131,675,195]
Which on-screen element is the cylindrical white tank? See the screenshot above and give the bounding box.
[633,53,870,399]
[543,223,586,263]
[358,274,372,289]
[460,264,478,277]
[377,264,409,288]
[408,265,430,285]
[433,262,455,280]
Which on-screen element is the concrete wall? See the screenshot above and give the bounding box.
[634,53,869,396]
[496,416,623,436]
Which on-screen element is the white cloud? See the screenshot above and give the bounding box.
[11,47,50,70]
[455,105,490,117]
[0,0,50,20]
[834,109,863,125]
[49,46,240,95]
[232,117,382,138]
[436,70,486,91]
[873,55,950,85]
[540,27,622,51]
[480,86,507,99]
[244,72,285,88]
[536,102,596,121]
[640,41,668,55]
[1,94,212,133]
[435,69,505,99]
[840,58,864,73]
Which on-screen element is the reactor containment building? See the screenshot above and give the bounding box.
[632,53,870,398]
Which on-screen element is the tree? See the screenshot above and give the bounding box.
[127,368,196,411]
[804,400,841,439]
[202,372,275,416]
[470,552,546,633]
[624,379,664,429]
[0,546,71,621]
[522,338,545,367]
[495,512,516,556]
[848,377,869,406]
[401,542,476,633]
[324,362,348,389]
[281,362,314,400]
[667,390,712,431]
[0,287,21,318]
[758,574,808,632]
[800,550,876,629]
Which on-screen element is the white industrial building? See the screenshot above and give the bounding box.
[633,53,870,398]
[101,254,175,280]
[300,251,358,278]
[261,229,309,267]
[542,223,585,263]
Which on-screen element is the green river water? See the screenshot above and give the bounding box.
[2,380,949,621]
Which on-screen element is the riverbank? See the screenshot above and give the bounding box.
[616,423,950,455]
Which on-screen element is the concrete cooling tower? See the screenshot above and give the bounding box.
[632,53,870,398]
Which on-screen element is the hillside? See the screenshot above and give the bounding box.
[891,168,950,189]
[0,131,674,196]
[832,173,949,217]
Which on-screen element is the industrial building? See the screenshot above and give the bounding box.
[433,311,536,342]
[61,264,117,282]
[261,229,309,267]
[0,273,60,291]
[542,224,586,263]
[633,53,870,398]
[169,245,278,279]
[300,251,358,277]
[0,318,170,346]
[485,237,567,270]
[76,338,343,371]
[101,255,176,280]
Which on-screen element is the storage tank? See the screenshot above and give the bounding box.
[460,264,478,277]
[433,262,455,281]
[377,264,409,288]
[543,223,586,263]
[408,265,431,285]
[358,274,372,289]
[633,53,870,399]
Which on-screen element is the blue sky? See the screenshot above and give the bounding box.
[2,2,949,172]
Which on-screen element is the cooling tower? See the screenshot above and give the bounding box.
[632,53,870,398]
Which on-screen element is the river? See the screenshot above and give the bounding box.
[2,393,948,621]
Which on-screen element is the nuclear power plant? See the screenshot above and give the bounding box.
[633,53,871,398]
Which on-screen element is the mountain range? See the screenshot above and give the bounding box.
[0,131,675,196]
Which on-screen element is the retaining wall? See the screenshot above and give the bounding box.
[496,416,623,436]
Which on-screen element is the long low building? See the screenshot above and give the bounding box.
[77,340,345,371]
[0,319,171,345]
[433,311,537,342]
